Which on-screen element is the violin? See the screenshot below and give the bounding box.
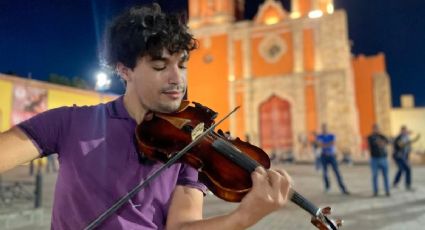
[135,101,342,230]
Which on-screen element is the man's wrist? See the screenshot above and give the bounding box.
[228,209,252,230]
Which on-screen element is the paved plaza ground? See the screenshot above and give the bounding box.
[1,162,425,229]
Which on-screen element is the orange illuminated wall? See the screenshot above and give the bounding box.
[303,28,317,133]
[251,32,294,77]
[299,0,312,16]
[187,34,230,130]
[303,29,315,72]
[352,53,386,139]
[319,0,331,12]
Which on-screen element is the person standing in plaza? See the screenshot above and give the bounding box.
[316,123,350,195]
[392,125,420,190]
[367,124,390,197]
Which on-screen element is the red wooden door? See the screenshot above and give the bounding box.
[259,95,293,152]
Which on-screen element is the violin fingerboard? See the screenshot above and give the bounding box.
[211,138,259,172]
[291,191,320,217]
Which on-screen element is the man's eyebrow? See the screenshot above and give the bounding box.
[149,56,167,61]
[148,52,189,62]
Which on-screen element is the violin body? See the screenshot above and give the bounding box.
[136,101,270,202]
[136,101,341,230]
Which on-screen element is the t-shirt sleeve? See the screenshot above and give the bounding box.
[177,163,207,194]
[17,106,72,156]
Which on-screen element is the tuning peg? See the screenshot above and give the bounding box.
[335,219,343,227]
[321,206,331,215]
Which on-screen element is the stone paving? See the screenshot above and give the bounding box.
[1,162,425,229]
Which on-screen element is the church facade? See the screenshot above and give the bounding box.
[186,0,392,160]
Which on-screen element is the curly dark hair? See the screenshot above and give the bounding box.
[103,3,197,70]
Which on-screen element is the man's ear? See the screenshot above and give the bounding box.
[116,63,132,82]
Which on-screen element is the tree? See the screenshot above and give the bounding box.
[48,73,90,89]
[48,73,71,86]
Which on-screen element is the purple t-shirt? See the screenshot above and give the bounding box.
[18,96,206,229]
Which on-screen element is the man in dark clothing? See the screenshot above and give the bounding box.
[392,126,420,190]
[367,124,390,197]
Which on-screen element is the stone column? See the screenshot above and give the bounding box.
[373,72,392,135]
[292,22,304,73]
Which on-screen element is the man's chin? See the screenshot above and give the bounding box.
[157,101,182,113]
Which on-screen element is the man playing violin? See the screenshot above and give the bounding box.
[0,3,292,229]
[392,125,420,191]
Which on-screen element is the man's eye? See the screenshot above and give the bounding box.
[153,66,166,71]
[178,65,187,69]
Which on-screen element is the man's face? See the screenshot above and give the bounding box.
[128,49,188,113]
[373,124,379,133]
[321,124,327,134]
[401,127,408,135]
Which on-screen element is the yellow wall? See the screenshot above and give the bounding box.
[391,108,425,152]
[0,79,13,131]
[48,89,101,109]
[0,74,117,131]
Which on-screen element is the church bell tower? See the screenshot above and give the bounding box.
[290,0,334,18]
[188,0,245,28]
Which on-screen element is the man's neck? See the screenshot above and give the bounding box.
[123,92,148,124]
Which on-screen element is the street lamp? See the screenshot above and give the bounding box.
[95,71,111,103]
[95,71,111,91]
[308,10,323,19]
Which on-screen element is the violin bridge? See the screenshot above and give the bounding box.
[191,122,205,140]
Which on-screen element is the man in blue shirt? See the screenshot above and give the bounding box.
[316,123,350,195]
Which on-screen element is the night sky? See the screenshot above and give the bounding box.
[1,0,424,106]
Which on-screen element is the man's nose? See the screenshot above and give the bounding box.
[168,65,183,84]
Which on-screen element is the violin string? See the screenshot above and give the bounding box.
[204,132,260,172]
[189,125,260,172]
[201,129,321,218]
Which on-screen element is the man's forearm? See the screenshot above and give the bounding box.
[174,210,250,230]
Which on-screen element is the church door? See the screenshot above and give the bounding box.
[259,95,293,153]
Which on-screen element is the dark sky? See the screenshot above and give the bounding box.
[1,0,424,107]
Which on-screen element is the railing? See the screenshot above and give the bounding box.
[0,172,42,209]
